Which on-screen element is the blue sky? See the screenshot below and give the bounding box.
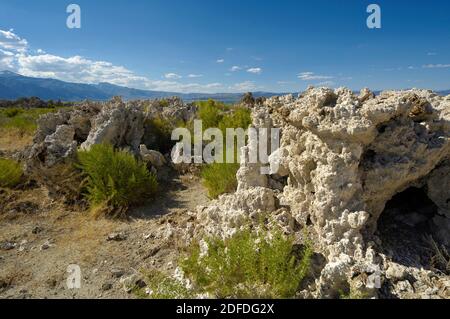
[0,0,449,93]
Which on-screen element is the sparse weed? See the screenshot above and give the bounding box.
[425,235,450,274]
[135,270,194,299]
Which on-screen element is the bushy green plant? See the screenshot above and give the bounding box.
[201,107,252,198]
[218,107,252,135]
[197,99,223,130]
[0,107,60,135]
[77,144,157,213]
[201,161,239,198]
[0,158,23,188]
[180,227,312,298]
[4,108,23,118]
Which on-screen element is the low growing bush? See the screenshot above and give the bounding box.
[201,107,252,198]
[201,161,239,198]
[0,158,23,188]
[77,144,157,215]
[180,227,312,298]
[197,99,223,130]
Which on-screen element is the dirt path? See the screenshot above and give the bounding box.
[0,174,210,299]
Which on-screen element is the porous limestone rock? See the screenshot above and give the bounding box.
[195,87,450,298]
[139,144,166,167]
[81,97,144,154]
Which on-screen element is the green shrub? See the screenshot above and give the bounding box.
[180,227,312,298]
[0,107,60,135]
[197,99,223,130]
[218,107,252,135]
[4,108,23,118]
[201,161,239,198]
[0,158,23,188]
[77,144,157,213]
[201,107,252,198]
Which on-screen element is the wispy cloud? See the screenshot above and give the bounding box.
[187,73,203,78]
[216,58,224,63]
[230,65,241,72]
[427,52,437,56]
[298,72,333,81]
[0,29,28,53]
[247,67,262,74]
[422,63,450,69]
[164,73,182,79]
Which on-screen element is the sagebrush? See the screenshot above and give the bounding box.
[77,144,157,215]
[0,158,23,188]
[201,106,251,198]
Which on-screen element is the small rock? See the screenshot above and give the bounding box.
[135,279,147,289]
[1,241,16,251]
[107,232,127,242]
[120,274,146,293]
[111,268,125,278]
[32,226,44,234]
[101,282,113,291]
[386,263,406,281]
[40,239,53,251]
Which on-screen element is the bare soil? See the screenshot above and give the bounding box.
[0,172,209,299]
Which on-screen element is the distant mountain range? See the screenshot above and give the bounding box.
[0,71,283,103]
[0,71,448,103]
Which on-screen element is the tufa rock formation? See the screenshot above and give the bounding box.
[195,87,449,298]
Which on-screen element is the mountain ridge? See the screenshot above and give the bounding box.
[0,71,284,103]
[0,71,448,103]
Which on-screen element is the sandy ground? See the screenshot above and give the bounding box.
[0,173,209,299]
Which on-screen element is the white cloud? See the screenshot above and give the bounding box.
[0,29,28,53]
[423,64,450,69]
[216,58,224,63]
[229,81,257,92]
[226,47,233,51]
[164,73,182,79]
[36,49,46,54]
[427,52,437,56]
[247,67,262,74]
[230,66,241,72]
[298,72,333,81]
[0,49,16,70]
[0,29,224,93]
[187,74,203,78]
